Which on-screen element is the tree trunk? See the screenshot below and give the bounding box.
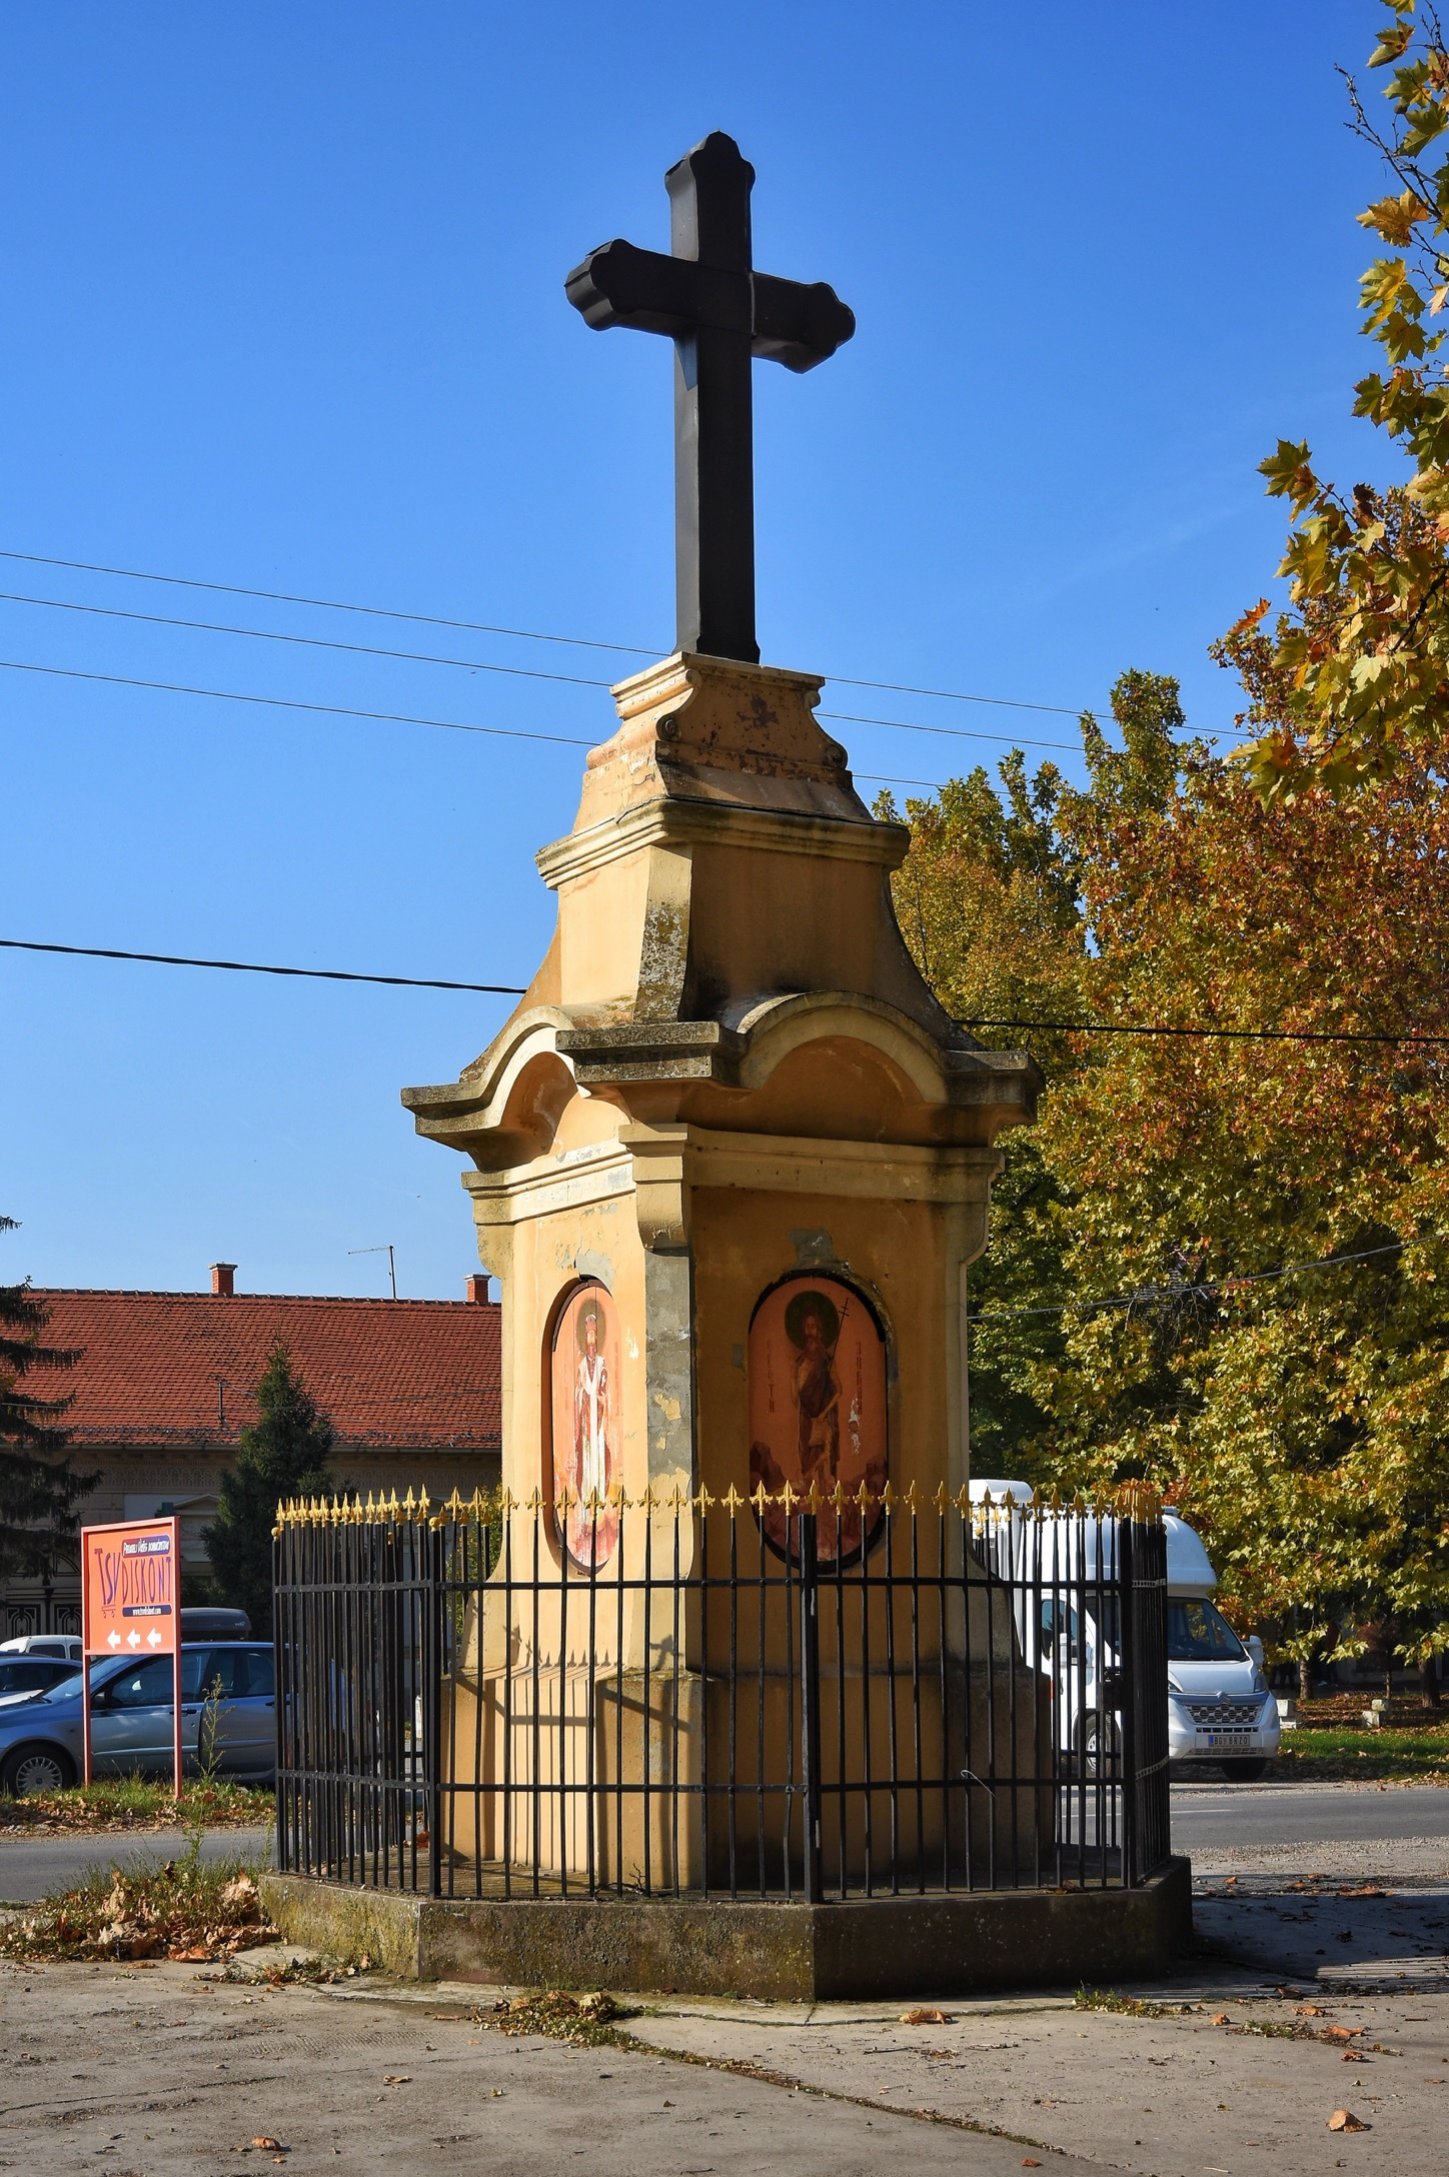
[1420,1655,1441,1711]
[1298,1654,1313,1705]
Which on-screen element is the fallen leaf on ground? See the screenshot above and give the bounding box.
[1022,2161,1042,2169]
[382,2074,411,2085]
[249,2142,286,2154]
[899,2007,952,2025]
[1296,2004,1330,2016]
[1210,2012,1231,2026]
[1338,1885,1387,1898]
[1323,2025,1364,2041]
[1328,2110,1370,2132]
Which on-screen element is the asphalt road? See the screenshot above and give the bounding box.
[1172,1779,1449,1853]
[2,1784,1448,1903]
[0,1823,275,1903]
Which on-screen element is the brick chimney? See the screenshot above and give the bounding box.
[465,1274,489,1304]
[210,1262,236,1298]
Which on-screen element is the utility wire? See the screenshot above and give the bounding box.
[0,588,1094,748]
[7,936,1449,1047]
[959,1016,1449,1046]
[820,706,1078,753]
[0,657,947,791]
[0,548,656,659]
[0,546,1092,717]
[0,589,616,691]
[0,659,596,752]
[968,1236,1433,1323]
[0,939,527,995]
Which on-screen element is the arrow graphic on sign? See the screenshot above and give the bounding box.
[126,1630,142,1648]
[146,1629,163,1649]
[107,1631,121,1649]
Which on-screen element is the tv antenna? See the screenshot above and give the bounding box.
[349,1243,397,1300]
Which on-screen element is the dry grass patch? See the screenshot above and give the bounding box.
[0,1776,274,1832]
[0,1846,275,1962]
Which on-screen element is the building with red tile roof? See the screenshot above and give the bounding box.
[3,1264,501,1641]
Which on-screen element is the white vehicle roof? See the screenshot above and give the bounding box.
[967,1481,1217,1594]
[966,1478,1036,1506]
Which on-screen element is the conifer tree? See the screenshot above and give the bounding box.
[0,1216,95,1580]
[204,1342,334,1636]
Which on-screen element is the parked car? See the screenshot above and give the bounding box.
[0,1633,83,1663]
[0,1641,277,1795]
[969,1479,1281,1781]
[0,1655,78,1701]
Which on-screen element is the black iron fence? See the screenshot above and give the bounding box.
[274,1484,1170,1902]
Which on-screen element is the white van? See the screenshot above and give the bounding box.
[969,1480,1280,1781]
[0,1633,83,1664]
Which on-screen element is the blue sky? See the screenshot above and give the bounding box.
[4,1,1391,1299]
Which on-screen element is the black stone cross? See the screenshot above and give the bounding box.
[566,132,855,665]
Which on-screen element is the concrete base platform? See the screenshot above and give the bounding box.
[262,1859,1192,2000]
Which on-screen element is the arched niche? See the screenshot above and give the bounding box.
[747,1271,888,1565]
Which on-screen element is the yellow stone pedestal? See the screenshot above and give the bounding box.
[403,652,1043,1890]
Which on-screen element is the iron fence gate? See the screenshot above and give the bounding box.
[274,1486,1171,1901]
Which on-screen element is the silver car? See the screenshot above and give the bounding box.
[0,1642,276,1795]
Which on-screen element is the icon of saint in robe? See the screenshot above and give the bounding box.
[550,1280,621,1571]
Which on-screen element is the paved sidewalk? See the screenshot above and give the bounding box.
[0,1954,1091,2177]
[3,1817,1447,2174]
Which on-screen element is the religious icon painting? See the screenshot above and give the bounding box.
[747,1273,887,1564]
[548,1277,621,1573]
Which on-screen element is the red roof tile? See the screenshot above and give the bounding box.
[31,1289,501,1452]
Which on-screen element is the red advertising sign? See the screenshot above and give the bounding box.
[83,1517,180,1658]
[80,1517,182,1796]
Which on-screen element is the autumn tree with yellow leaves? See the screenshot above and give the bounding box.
[1235,0,1449,796]
[889,671,1449,1700]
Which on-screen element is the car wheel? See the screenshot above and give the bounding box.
[1220,1757,1271,1782]
[1078,1711,1120,1778]
[0,1741,76,1795]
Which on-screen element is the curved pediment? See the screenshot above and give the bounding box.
[402,1010,580,1169]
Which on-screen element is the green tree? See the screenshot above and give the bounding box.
[891,670,1449,1698]
[0,1216,95,1581]
[880,671,1184,1481]
[204,1343,334,1637]
[1231,1,1449,797]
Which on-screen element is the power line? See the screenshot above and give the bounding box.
[0,571,1252,751]
[0,593,1095,751]
[0,543,1261,746]
[7,935,1449,1048]
[0,545,1094,716]
[0,589,617,691]
[968,1236,1432,1323]
[0,938,527,995]
[0,656,948,792]
[820,706,1080,753]
[959,1016,1449,1047]
[0,659,596,752]
[0,547,656,659]
[827,674,1080,716]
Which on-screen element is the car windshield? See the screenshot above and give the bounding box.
[21,1667,85,1701]
[1167,1598,1247,1663]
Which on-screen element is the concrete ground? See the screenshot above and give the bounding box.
[2,1782,1447,2175]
